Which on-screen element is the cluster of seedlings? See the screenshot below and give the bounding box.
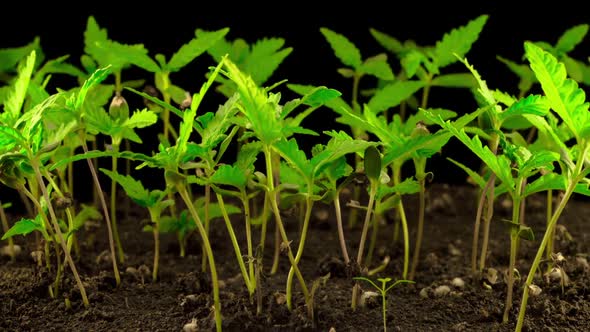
[1,14,590,332]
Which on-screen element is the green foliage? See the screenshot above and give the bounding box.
[1,217,42,240]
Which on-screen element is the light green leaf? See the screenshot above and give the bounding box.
[0,125,26,150]
[274,138,313,180]
[244,38,292,85]
[167,28,229,72]
[369,28,405,55]
[431,73,477,88]
[125,87,183,119]
[524,173,566,197]
[359,54,394,80]
[311,130,377,175]
[320,27,362,69]
[4,50,36,121]
[0,37,40,73]
[100,168,153,207]
[457,56,495,106]
[555,24,589,55]
[447,157,486,189]
[368,80,424,114]
[124,109,158,129]
[376,177,420,200]
[75,66,111,110]
[499,94,549,123]
[525,41,590,140]
[2,218,42,240]
[434,15,488,68]
[71,204,102,234]
[210,164,247,190]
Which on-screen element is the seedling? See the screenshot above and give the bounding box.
[353,276,414,332]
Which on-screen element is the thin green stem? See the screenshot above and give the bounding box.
[472,176,494,273]
[516,145,589,331]
[177,185,222,332]
[0,202,15,262]
[110,143,125,263]
[503,178,524,323]
[545,189,554,273]
[243,193,255,284]
[201,184,211,272]
[334,193,350,264]
[409,177,426,281]
[216,193,254,295]
[286,192,314,309]
[352,183,377,310]
[398,198,410,280]
[30,156,89,308]
[263,146,309,310]
[80,135,120,286]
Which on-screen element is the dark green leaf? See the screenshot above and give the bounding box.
[364,146,381,181]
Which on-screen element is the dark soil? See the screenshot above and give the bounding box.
[1,183,589,331]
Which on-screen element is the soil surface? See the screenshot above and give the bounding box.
[1,183,589,331]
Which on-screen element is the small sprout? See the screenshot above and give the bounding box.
[314,208,329,221]
[484,267,499,285]
[574,255,589,273]
[274,292,287,305]
[544,267,570,287]
[528,284,542,297]
[138,264,151,284]
[419,287,430,298]
[359,290,379,308]
[54,192,73,210]
[451,277,465,289]
[1,244,21,257]
[434,285,451,297]
[96,250,112,265]
[30,250,43,264]
[551,252,566,266]
[448,243,462,257]
[183,318,198,332]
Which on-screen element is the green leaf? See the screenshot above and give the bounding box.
[518,225,535,241]
[2,218,42,240]
[525,42,590,140]
[431,73,477,88]
[359,54,394,80]
[320,27,362,69]
[555,24,589,55]
[434,15,488,68]
[369,28,405,55]
[274,138,313,180]
[0,125,27,150]
[124,109,158,129]
[33,55,86,84]
[499,94,549,123]
[71,204,101,234]
[287,84,353,118]
[524,173,566,197]
[223,58,281,144]
[447,157,487,189]
[0,37,40,73]
[167,28,229,72]
[300,87,342,107]
[364,146,381,181]
[210,164,248,190]
[520,150,559,178]
[125,87,183,120]
[100,168,153,207]
[4,50,36,122]
[75,66,111,110]
[244,38,292,85]
[368,80,424,114]
[312,130,377,175]
[457,56,495,106]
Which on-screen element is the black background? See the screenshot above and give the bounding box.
[2,2,590,195]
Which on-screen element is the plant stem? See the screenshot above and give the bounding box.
[503,178,523,323]
[110,143,125,263]
[263,146,309,310]
[177,185,222,332]
[80,135,120,286]
[243,193,255,284]
[472,175,494,273]
[397,198,410,280]
[20,183,53,269]
[352,183,377,309]
[515,145,588,331]
[334,193,350,264]
[216,193,254,295]
[270,223,280,274]
[30,156,89,308]
[286,193,314,309]
[409,177,426,281]
[201,184,211,272]
[478,178,496,272]
[545,189,554,273]
[365,202,382,267]
[0,202,15,262]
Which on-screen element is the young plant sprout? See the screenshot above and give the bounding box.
[353,276,414,332]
